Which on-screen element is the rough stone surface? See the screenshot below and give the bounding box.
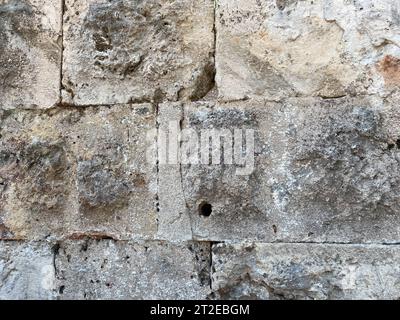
[216,0,400,100]
[0,241,56,299]
[159,96,400,243]
[2,0,400,301]
[62,0,215,105]
[0,105,157,240]
[55,240,211,299]
[212,243,400,300]
[0,0,62,109]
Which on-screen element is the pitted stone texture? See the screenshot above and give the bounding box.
[0,0,62,109]
[211,243,400,300]
[158,97,400,242]
[68,104,158,240]
[0,241,56,300]
[0,105,157,240]
[55,240,211,299]
[62,0,215,105]
[216,0,400,101]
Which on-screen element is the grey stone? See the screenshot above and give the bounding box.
[0,104,158,240]
[55,240,211,299]
[211,242,400,300]
[0,241,56,300]
[158,96,400,242]
[62,0,215,105]
[0,0,62,109]
[3,0,400,301]
[157,103,194,241]
[216,0,400,101]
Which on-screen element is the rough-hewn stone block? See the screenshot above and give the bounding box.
[62,0,215,105]
[0,104,157,240]
[55,240,211,299]
[0,0,62,109]
[212,243,400,300]
[158,95,400,242]
[0,241,56,299]
[216,0,400,101]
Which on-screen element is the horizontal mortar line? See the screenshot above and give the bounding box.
[216,92,392,104]
[4,91,390,112]
[0,238,215,244]
[1,103,154,113]
[3,238,400,247]
[207,241,400,246]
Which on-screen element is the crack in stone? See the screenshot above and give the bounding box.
[155,102,160,234]
[178,112,195,240]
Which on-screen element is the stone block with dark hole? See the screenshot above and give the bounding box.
[158,95,400,243]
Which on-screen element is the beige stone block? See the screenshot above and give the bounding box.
[0,104,158,240]
[62,0,215,105]
[216,0,400,100]
[0,0,62,109]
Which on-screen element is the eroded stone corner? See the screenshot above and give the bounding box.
[61,0,215,106]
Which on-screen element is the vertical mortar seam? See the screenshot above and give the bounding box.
[59,0,65,104]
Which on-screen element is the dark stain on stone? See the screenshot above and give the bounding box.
[18,141,68,212]
[0,219,15,239]
[276,0,298,11]
[132,173,147,188]
[189,61,216,101]
[92,32,113,52]
[77,156,130,211]
[82,0,183,81]
[0,47,30,90]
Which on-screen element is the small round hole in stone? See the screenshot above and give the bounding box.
[198,201,212,217]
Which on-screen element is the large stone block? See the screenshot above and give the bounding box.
[157,96,400,242]
[55,240,211,299]
[0,241,56,299]
[0,104,157,240]
[0,0,62,109]
[211,243,400,300]
[62,0,215,105]
[216,0,400,101]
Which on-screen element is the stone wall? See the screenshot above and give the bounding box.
[1,0,400,300]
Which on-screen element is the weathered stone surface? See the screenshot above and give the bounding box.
[0,0,62,109]
[0,104,157,240]
[216,0,400,101]
[157,103,193,241]
[55,240,211,299]
[3,0,400,301]
[62,0,215,105]
[158,95,400,242]
[0,241,56,299]
[212,243,400,300]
